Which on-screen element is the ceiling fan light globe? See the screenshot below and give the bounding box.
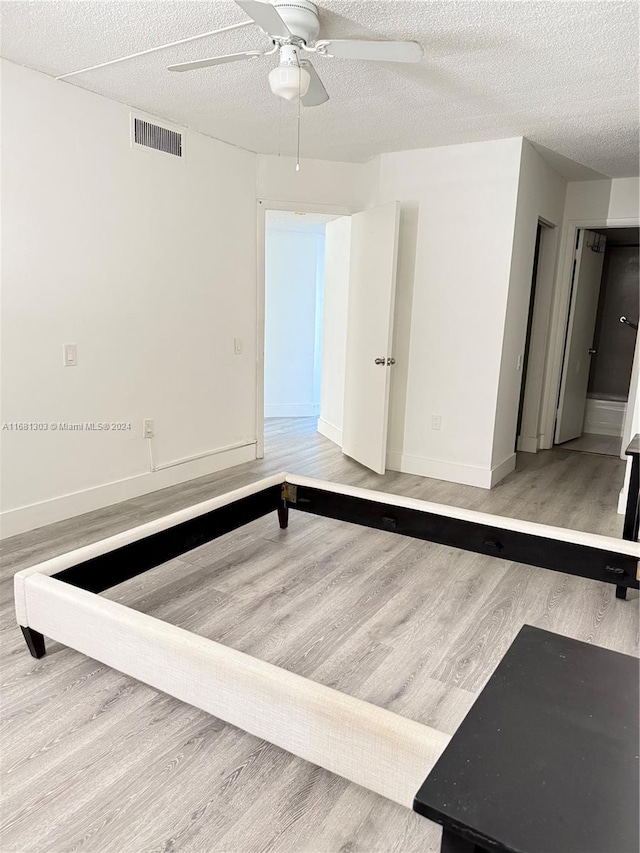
[268,65,311,101]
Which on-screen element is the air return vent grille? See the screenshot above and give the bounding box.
[133,117,182,157]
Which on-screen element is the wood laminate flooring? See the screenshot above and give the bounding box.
[560,432,624,457]
[1,418,638,853]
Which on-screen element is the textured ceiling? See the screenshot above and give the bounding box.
[1,1,638,176]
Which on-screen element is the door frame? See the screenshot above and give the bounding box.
[554,228,607,445]
[516,219,555,453]
[538,215,640,452]
[256,198,357,458]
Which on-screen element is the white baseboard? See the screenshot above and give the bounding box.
[386,451,516,489]
[386,450,514,489]
[490,453,517,487]
[538,432,552,450]
[265,404,319,418]
[516,435,539,453]
[0,444,256,540]
[317,417,342,447]
[583,398,626,437]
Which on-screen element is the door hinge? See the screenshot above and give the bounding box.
[281,482,297,504]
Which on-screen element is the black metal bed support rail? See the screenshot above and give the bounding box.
[52,485,283,593]
[21,471,639,663]
[48,470,638,600]
[284,486,639,593]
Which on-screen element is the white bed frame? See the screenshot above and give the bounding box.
[14,473,640,811]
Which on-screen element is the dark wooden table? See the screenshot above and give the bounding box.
[414,625,639,853]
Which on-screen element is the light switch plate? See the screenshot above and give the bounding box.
[63,343,77,367]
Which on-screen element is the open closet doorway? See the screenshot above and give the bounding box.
[261,208,348,441]
[555,227,639,456]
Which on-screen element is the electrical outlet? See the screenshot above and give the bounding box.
[234,337,243,355]
[431,414,442,431]
[143,419,154,439]
[63,343,77,367]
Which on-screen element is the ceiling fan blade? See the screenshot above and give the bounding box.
[168,51,264,72]
[300,62,329,107]
[235,0,292,38]
[316,39,423,63]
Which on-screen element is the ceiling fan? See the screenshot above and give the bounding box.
[166,0,423,106]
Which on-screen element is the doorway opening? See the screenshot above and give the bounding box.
[262,208,349,441]
[555,227,639,456]
[258,200,401,475]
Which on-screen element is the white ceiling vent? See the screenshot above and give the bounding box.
[132,116,182,157]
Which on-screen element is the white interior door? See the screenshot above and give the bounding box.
[555,229,606,444]
[342,202,400,473]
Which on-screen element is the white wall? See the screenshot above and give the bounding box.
[264,228,324,417]
[554,177,639,224]
[376,138,524,488]
[257,154,376,210]
[4,58,635,536]
[318,217,352,445]
[1,60,258,536]
[562,179,613,221]
[492,140,566,465]
[608,178,640,220]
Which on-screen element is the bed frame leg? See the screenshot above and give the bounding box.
[277,504,289,530]
[440,828,481,852]
[616,585,627,600]
[20,626,46,659]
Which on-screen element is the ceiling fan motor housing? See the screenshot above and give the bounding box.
[272,0,320,44]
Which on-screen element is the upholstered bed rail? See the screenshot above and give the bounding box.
[14,471,640,817]
[20,572,450,808]
[14,472,287,625]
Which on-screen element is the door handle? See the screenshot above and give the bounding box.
[374,357,385,365]
[387,358,396,366]
[588,348,596,355]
